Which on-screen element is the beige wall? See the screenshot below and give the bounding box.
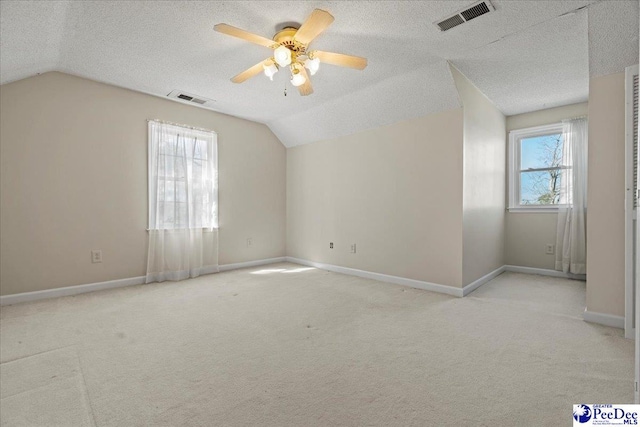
[4,72,621,308]
[586,72,626,317]
[450,66,506,285]
[505,213,558,269]
[0,72,286,296]
[506,103,589,131]
[286,109,465,288]
[504,102,589,269]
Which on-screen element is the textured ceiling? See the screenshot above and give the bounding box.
[588,0,639,77]
[1,1,638,147]
[451,10,590,116]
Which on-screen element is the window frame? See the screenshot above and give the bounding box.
[148,121,218,231]
[508,123,569,212]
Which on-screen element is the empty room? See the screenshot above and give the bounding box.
[1,1,639,425]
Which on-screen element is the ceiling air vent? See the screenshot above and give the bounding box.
[167,90,215,106]
[435,0,495,32]
[438,15,465,32]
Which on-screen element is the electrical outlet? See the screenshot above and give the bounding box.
[545,244,554,255]
[91,250,102,263]
[247,238,253,248]
[329,242,333,249]
[350,243,356,254]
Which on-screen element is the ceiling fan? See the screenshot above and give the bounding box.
[214,9,367,96]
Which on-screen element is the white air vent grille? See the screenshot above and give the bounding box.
[438,15,466,32]
[167,90,215,106]
[435,0,495,32]
[461,2,491,21]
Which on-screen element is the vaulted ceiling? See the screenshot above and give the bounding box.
[1,1,638,147]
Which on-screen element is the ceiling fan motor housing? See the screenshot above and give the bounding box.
[273,27,306,55]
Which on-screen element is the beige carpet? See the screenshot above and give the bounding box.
[0,263,634,426]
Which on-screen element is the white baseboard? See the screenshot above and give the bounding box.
[286,256,464,297]
[504,265,586,281]
[0,257,286,306]
[624,325,635,340]
[462,266,506,296]
[284,258,592,298]
[0,275,146,306]
[583,309,625,329]
[218,257,286,272]
[0,257,592,308]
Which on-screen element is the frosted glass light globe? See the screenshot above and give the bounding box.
[305,57,320,75]
[274,45,292,67]
[263,61,278,81]
[291,71,306,87]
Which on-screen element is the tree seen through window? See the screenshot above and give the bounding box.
[519,133,566,205]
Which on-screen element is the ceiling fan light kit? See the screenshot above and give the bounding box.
[262,60,278,81]
[274,45,292,67]
[290,67,306,87]
[214,9,367,96]
[305,56,320,75]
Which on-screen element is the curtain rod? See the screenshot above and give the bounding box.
[147,119,217,134]
[563,115,588,121]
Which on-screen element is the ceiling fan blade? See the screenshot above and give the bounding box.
[313,50,368,70]
[214,23,276,49]
[231,59,269,83]
[294,9,334,45]
[297,67,313,96]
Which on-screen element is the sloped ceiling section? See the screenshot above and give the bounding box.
[270,58,460,147]
[0,1,637,147]
[450,10,589,116]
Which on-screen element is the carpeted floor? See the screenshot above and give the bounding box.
[0,263,634,426]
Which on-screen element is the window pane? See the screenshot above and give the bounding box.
[160,180,187,203]
[175,181,187,202]
[176,203,187,228]
[158,154,173,177]
[174,157,185,178]
[164,180,176,202]
[520,170,562,205]
[160,137,178,155]
[194,139,205,160]
[150,126,215,230]
[520,134,563,170]
[161,201,176,227]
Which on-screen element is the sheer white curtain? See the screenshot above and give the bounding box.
[146,121,218,283]
[555,117,588,274]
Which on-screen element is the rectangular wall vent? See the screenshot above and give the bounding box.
[167,90,215,106]
[435,0,495,32]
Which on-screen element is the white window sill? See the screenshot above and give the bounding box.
[146,227,219,231]
[507,206,566,213]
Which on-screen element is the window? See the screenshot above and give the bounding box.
[508,123,570,211]
[148,121,218,230]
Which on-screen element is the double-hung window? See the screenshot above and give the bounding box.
[148,121,218,230]
[508,123,570,211]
